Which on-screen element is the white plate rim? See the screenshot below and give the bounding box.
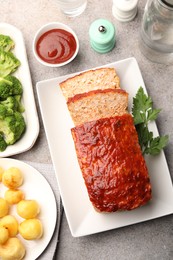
[0,22,39,157]
[0,158,57,260]
[36,57,173,237]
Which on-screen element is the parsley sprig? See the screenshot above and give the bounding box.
[132,87,168,155]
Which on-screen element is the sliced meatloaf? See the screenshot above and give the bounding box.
[59,67,120,100]
[67,88,128,126]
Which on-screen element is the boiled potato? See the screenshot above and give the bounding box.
[19,218,43,240]
[17,199,40,219]
[2,167,23,189]
[0,215,18,237]
[0,237,25,260]
[0,198,9,218]
[0,166,4,182]
[5,189,25,205]
[0,227,9,245]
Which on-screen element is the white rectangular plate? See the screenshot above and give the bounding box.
[37,57,173,237]
[0,23,39,157]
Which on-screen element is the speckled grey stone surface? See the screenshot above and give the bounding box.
[1,0,173,259]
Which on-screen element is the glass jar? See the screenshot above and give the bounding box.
[140,0,173,64]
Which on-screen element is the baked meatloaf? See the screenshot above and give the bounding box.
[67,89,128,126]
[59,67,120,100]
[71,114,152,212]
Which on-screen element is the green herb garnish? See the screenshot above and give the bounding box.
[132,87,168,155]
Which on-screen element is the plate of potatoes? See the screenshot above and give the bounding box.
[0,158,57,260]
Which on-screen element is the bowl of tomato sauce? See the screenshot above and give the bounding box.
[33,22,79,67]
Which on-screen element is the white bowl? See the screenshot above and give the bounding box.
[33,22,79,67]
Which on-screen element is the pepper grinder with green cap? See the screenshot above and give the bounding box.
[89,19,116,53]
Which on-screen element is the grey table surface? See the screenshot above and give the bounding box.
[1,0,173,259]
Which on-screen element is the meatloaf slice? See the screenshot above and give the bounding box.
[59,67,120,100]
[67,89,128,126]
[71,114,152,212]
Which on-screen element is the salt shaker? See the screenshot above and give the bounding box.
[140,0,173,65]
[112,0,139,22]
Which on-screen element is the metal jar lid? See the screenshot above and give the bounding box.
[89,19,116,53]
[160,0,173,8]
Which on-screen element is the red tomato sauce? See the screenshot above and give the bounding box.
[36,29,77,64]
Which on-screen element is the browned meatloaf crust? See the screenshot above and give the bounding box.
[71,114,152,212]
